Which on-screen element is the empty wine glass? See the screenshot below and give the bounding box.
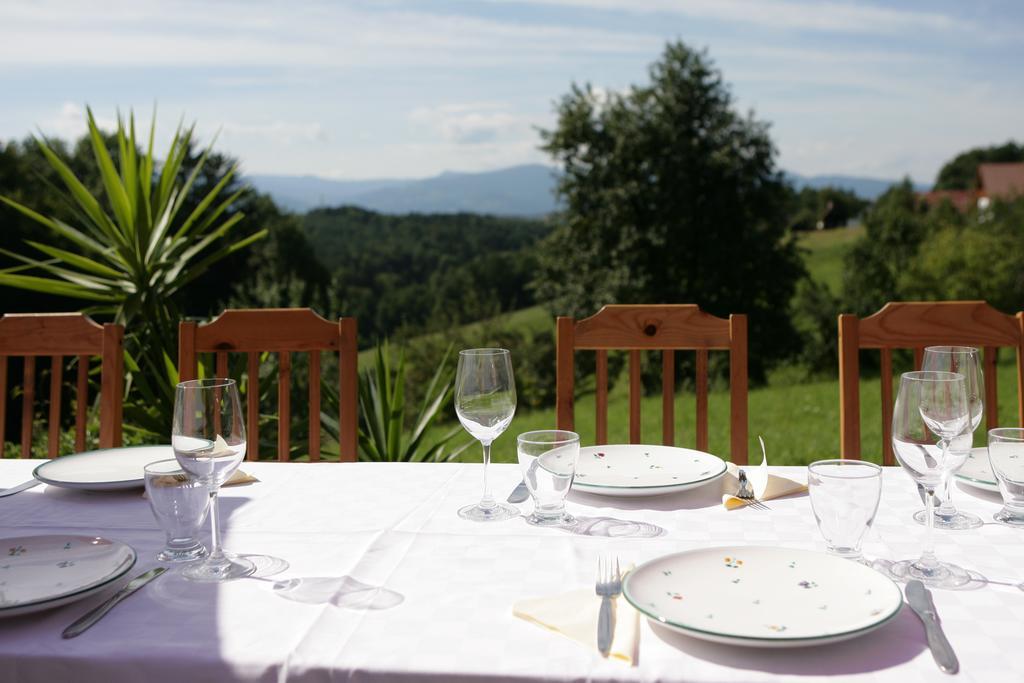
[889,371,972,588]
[455,349,518,522]
[918,346,984,530]
[172,378,254,581]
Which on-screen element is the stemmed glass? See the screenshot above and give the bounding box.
[918,346,984,529]
[455,349,518,522]
[889,371,972,588]
[172,379,255,581]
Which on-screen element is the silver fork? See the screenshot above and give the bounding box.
[595,556,622,657]
[736,469,769,510]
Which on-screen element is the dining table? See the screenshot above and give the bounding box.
[0,458,1020,683]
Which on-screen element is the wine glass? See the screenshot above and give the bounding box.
[455,349,518,522]
[889,371,972,588]
[172,378,255,581]
[918,346,984,530]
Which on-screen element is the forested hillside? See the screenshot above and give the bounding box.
[303,206,551,339]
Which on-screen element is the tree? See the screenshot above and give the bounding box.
[934,141,1024,190]
[841,180,928,316]
[534,42,805,380]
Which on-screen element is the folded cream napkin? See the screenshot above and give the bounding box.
[513,584,640,665]
[720,436,806,510]
[224,469,259,487]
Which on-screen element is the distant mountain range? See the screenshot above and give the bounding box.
[247,164,929,216]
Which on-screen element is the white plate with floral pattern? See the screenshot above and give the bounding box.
[572,445,726,497]
[623,546,903,647]
[954,447,998,493]
[0,535,137,618]
[33,445,172,491]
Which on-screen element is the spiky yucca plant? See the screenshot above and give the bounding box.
[0,108,266,435]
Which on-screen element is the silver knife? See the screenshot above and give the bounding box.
[62,567,167,639]
[0,480,41,498]
[906,579,959,674]
[506,480,529,503]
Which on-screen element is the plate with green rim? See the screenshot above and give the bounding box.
[572,444,726,497]
[623,546,903,648]
[0,535,137,618]
[954,447,998,493]
[33,445,172,491]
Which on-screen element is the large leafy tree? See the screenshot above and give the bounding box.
[534,42,805,379]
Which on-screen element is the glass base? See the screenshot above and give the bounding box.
[458,501,519,522]
[887,558,972,588]
[182,550,256,582]
[913,508,984,530]
[994,508,1024,527]
[525,512,576,528]
[158,540,207,563]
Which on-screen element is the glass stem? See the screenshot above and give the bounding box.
[919,487,939,569]
[479,440,495,509]
[935,472,955,518]
[208,488,225,563]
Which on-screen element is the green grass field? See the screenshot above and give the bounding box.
[796,225,863,294]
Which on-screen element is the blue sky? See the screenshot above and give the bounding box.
[1,0,1021,183]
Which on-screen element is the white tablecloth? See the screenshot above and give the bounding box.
[0,460,1020,683]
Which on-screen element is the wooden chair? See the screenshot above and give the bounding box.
[839,301,1024,465]
[0,313,124,457]
[556,304,749,464]
[178,308,357,462]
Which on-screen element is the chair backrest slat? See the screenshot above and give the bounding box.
[983,346,999,430]
[338,318,359,461]
[839,301,1024,465]
[277,351,291,462]
[48,355,63,458]
[695,348,709,452]
[21,356,35,458]
[0,356,6,448]
[595,350,608,444]
[628,350,641,443]
[661,350,674,446]
[246,352,259,462]
[75,355,88,452]
[556,305,748,463]
[728,314,749,463]
[879,348,894,464]
[178,309,358,462]
[309,351,321,462]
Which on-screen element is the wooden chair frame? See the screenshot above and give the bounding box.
[0,313,124,457]
[839,301,1024,465]
[178,308,358,462]
[556,304,749,464]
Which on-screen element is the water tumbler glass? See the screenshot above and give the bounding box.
[516,430,580,527]
[144,459,210,562]
[988,428,1024,527]
[808,459,882,561]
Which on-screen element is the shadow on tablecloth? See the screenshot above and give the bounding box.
[648,605,926,675]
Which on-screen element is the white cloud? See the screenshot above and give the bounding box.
[221,121,328,145]
[37,102,117,141]
[0,0,660,67]
[409,103,537,145]
[491,0,971,36]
